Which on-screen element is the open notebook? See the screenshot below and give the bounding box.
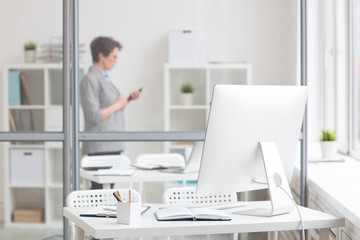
[155,206,231,221]
[161,142,203,174]
[131,153,185,170]
[93,168,135,176]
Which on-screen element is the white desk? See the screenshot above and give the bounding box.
[64,202,345,240]
[80,169,198,190]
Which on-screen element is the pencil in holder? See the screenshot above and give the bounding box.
[117,201,141,225]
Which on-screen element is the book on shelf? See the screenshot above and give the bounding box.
[155,206,231,221]
[8,71,21,105]
[9,111,17,132]
[20,72,32,105]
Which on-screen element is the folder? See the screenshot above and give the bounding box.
[8,71,21,105]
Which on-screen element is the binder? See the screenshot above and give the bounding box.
[8,71,21,105]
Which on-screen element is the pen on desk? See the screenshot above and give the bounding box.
[117,190,123,202]
[129,189,131,203]
[113,192,121,202]
[96,213,114,218]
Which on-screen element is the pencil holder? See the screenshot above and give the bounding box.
[117,201,141,225]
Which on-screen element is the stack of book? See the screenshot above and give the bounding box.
[37,36,86,63]
[8,71,34,133]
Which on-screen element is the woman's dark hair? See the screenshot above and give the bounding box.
[90,37,122,62]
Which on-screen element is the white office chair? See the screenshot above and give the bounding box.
[163,187,238,240]
[81,154,131,169]
[66,188,141,240]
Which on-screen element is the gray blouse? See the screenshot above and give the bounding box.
[80,66,125,154]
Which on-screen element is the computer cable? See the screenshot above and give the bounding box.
[276,184,305,240]
[251,178,305,239]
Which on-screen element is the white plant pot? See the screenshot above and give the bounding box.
[320,141,338,158]
[24,50,36,63]
[181,93,193,105]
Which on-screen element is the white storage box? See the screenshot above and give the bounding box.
[169,29,206,64]
[10,149,44,186]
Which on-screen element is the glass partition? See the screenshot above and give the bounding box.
[78,0,299,133]
[0,141,63,232]
[1,1,64,133]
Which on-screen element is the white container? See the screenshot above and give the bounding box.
[320,141,338,158]
[10,149,44,185]
[181,93,193,105]
[24,50,36,63]
[117,201,141,225]
[169,29,206,64]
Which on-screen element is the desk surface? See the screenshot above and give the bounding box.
[80,169,198,184]
[64,202,344,239]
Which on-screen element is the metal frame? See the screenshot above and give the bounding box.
[349,0,360,158]
[63,0,72,240]
[300,0,308,210]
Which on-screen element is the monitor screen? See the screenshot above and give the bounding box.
[196,85,307,197]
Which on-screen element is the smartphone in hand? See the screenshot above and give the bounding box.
[127,87,143,101]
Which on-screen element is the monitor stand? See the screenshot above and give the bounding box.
[233,141,295,217]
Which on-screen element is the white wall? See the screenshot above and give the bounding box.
[0,0,299,221]
[306,0,324,145]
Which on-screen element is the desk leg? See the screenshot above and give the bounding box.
[75,225,85,240]
[268,231,277,240]
[319,228,329,240]
[139,182,143,198]
[84,179,90,189]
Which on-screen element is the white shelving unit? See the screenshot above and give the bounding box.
[164,62,252,154]
[2,64,84,228]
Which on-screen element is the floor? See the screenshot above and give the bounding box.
[0,226,267,240]
[0,226,62,240]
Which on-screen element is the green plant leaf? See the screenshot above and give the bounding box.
[24,42,36,51]
[180,84,194,93]
[321,129,336,141]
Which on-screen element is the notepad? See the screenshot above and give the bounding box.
[154,206,231,221]
[80,205,150,218]
[131,163,182,170]
[93,169,135,176]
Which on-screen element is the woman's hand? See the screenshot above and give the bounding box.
[101,95,128,120]
[114,95,128,110]
[128,88,143,101]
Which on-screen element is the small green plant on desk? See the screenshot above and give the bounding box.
[320,129,337,158]
[321,129,336,141]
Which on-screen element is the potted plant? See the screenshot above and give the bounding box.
[24,41,37,63]
[180,83,194,105]
[320,129,337,158]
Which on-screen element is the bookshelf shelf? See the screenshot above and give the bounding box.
[169,105,209,110]
[164,62,252,155]
[8,105,46,110]
[2,63,84,228]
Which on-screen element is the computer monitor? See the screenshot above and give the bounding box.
[196,85,307,216]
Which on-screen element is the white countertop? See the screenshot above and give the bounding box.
[304,143,360,227]
[64,202,344,239]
